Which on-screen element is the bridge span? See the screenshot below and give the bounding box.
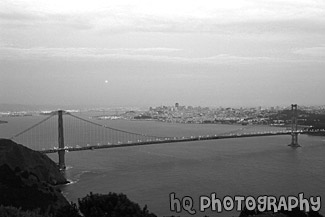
[10,104,323,170]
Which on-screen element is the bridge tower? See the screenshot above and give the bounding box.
[58,110,66,170]
[288,104,300,147]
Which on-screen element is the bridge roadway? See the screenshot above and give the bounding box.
[40,130,315,154]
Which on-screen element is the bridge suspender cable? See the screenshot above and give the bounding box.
[219,125,256,136]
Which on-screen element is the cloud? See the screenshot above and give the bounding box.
[0,46,181,59]
[88,0,325,35]
[1,0,324,34]
[0,11,39,21]
[1,46,316,65]
[0,11,93,30]
[293,46,325,57]
[1,0,324,66]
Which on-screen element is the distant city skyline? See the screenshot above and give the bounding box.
[1,0,325,107]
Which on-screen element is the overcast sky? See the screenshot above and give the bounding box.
[1,0,324,108]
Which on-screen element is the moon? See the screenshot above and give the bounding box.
[105,80,108,83]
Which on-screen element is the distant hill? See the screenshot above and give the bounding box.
[0,103,58,112]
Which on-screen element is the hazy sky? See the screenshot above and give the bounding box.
[1,0,324,107]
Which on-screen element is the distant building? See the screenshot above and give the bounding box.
[175,103,179,108]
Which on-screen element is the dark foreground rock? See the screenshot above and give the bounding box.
[0,139,69,214]
[0,139,67,185]
[0,164,69,214]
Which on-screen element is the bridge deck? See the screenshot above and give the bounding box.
[40,131,298,154]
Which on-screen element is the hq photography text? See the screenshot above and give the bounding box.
[169,193,321,215]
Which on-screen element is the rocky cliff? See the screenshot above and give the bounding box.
[0,139,67,185]
[0,139,69,214]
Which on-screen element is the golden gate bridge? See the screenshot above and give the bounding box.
[9,104,324,170]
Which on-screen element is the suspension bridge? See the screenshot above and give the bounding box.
[9,104,324,170]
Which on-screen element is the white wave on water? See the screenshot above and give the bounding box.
[66,165,73,169]
[65,179,77,185]
[70,170,100,184]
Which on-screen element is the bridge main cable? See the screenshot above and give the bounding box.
[67,113,169,139]
[10,113,56,140]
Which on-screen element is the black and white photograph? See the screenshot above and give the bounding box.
[0,0,325,216]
